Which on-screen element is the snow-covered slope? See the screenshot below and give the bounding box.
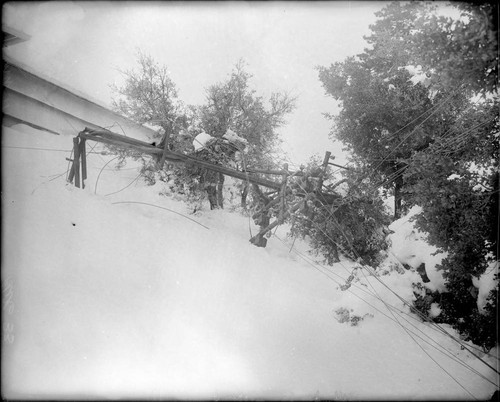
[2,125,498,399]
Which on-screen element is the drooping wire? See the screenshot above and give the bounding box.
[305,191,499,359]
[362,115,496,196]
[272,232,499,389]
[314,200,500,373]
[104,171,144,197]
[111,201,210,230]
[286,175,500,370]
[357,267,480,400]
[384,83,464,143]
[94,156,121,195]
[370,86,464,176]
[2,145,72,152]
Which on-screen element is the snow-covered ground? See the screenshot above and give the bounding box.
[2,125,498,400]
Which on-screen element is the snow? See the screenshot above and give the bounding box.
[2,124,498,399]
[472,260,499,313]
[447,173,461,181]
[388,206,447,292]
[388,206,499,316]
[223,129,247,146]
[142,122,164,134]
[468,161,495,177]
[193,131,213,151]
[401,65,431,88]
[193,129,248,154]
[429,303,442,318]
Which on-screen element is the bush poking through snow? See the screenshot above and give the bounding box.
[334,307,374,326]
[412,282,442,320]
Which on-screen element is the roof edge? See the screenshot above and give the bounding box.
[3,55,156,135]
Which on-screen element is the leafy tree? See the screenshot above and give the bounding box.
[318,1,498,349]
[183,134,248,210]
[199,60,295,164]
[407,2,498,96]
[110,50,187,148]
[110,55,296,211]
[396,4,498,350]
[197,60,296,207]
[317,2,474,219]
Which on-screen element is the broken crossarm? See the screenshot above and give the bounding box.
[67,136,87,188]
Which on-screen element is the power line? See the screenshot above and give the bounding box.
[286,178,499,369]
[357,268,479,400]
[111,201,210,230]
[272,233,498,390]
[104,171,144,197]
[94,156,121,195]
[371,86,464,175]
[2,145,72,152]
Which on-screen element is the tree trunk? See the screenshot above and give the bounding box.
[206,185,218,210]
[394,180,402,219]
[250,184,271,247]
[216,173,224,209]
[241,182,249,208]
[253,213,270,247]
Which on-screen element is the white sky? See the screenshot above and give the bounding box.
[3,1,386,165]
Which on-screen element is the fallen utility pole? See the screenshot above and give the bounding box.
[75,128,341,203]
[68,127,343,249]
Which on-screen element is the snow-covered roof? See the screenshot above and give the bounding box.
[193,131,214,151]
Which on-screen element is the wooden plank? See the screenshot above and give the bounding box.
[80,138,87,182]
[67,158,75,183]
[181,154,284,190]
[79,132,164,155]
[79,130,283,190]
[80,128,154,148]
[73,137,80,188]
[243,167,317,177]
[78,131,145,147]
[80,131,281,188]
[243,167,289,176]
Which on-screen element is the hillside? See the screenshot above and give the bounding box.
[2,125,498,400]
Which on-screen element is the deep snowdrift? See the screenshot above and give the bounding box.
[2,125,498,399]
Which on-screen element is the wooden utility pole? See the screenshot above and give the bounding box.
[77,128,342,203]
[80,138,87,186]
